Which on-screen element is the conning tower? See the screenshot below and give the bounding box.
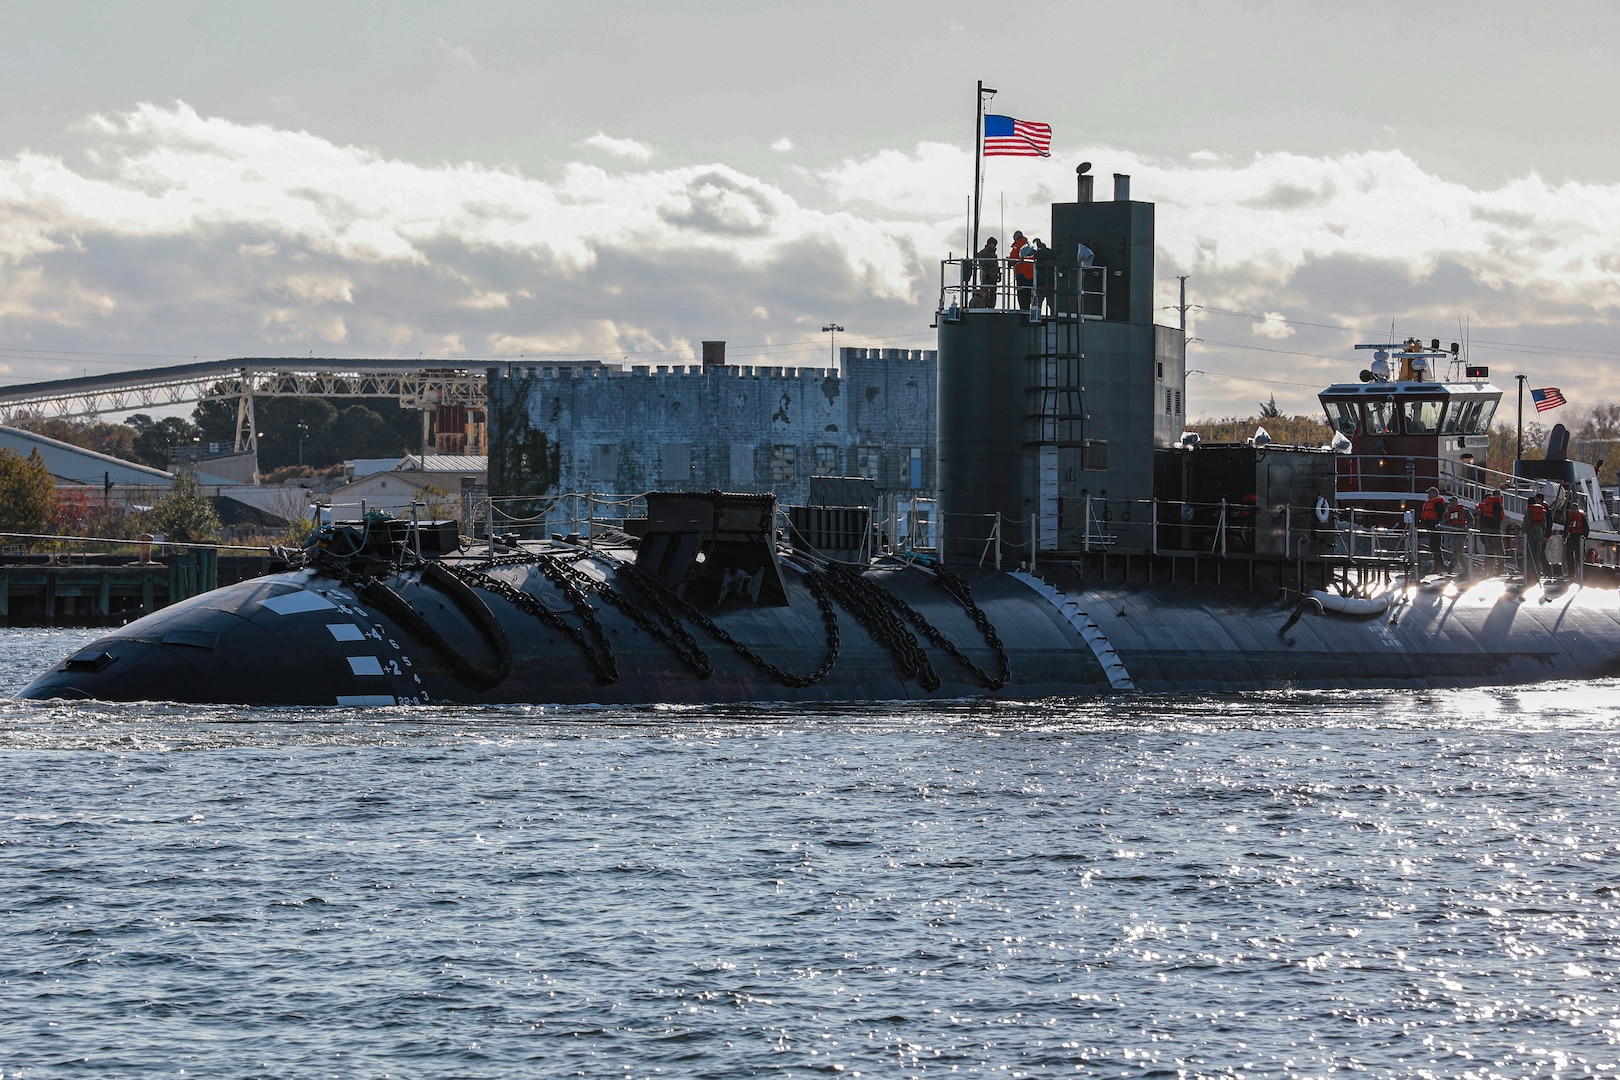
[936,170,1186,561]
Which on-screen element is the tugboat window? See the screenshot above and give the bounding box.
[1448,398,1498,435]
[1324,400,1359,437]
[1403,399,1444,435]
[1364,400,1398,435]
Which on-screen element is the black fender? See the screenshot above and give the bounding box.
[356,565,513,690]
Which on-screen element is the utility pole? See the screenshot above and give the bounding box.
[1177,275,1190,332]
[822,324,844,374]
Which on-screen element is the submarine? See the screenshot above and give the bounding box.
[22,173,1620,706]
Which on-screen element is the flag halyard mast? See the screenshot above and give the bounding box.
[972,80,995,258]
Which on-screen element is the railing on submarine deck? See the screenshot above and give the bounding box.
[938,257,1107,319]
[935,494,1598,583]
[331,485,1595,586]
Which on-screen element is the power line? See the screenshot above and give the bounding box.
[1186,367,1325,390]
[1195,306,1620,361]
[1192,338,1352,365]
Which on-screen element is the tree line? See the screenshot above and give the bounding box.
[18,393,420,476]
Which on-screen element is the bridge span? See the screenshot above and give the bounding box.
[0,357,496,454]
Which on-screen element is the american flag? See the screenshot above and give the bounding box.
[984,114,1052,157]
[1531,387,1567,412]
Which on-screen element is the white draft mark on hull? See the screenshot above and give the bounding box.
[347,656,386,676]
[260,590,338,615]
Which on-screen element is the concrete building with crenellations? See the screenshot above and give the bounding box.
[484,347,936,521]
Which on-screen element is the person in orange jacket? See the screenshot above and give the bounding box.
[1419,486,1446,570]
[1010,231,1034,311]
[1564,496,1590,578]
[1524,492,1551,578]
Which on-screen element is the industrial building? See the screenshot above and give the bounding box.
[485,347,936,522]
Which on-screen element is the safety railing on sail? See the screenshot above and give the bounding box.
[937,257,1107,319]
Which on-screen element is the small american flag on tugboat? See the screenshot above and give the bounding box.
[984,114,1052,157]
[1531,387,1567,412]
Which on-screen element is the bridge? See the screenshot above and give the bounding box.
[0,358,497,454]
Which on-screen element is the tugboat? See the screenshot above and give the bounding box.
[1321,337,1620,577]
[21,178,1620,705]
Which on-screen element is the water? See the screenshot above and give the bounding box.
[4,629,1620,1077]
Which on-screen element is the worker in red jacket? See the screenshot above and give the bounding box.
[1524,492,1551,578]
[1476,488,1505,558]
[1010,231,1034,311]
[1564,498,1590,579]
[1419,486,1446,571]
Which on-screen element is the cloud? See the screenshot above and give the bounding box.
[771,137,794,154]
[1251,312,1295,339]
[3,102,1620,423]
[657,170,779,236]
[581,132,654,162]
[436,38,476,69]
[0,102,945,379]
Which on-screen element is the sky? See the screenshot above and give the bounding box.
[2,0,1619,421]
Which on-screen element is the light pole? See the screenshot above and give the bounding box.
[822,323,844,374]
[297,421,309,467]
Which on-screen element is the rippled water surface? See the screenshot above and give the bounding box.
[5,628,1620,1077]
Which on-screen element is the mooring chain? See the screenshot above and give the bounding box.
[435,548,1008,693]
[521,557,621,684]
[545,558,714,679]
[441,563,619,685]
[469,550,714,678]
[926,567,1012,690]
[816,563,941,692]
[856,571,1009,691]
[616,562,842,688]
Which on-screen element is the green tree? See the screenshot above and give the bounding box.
[0,447,57,535]
[18,415,138,461]
[1257,394,1283,419]
[256,397,339,471]
[131,416,202,469]
[195,394,421,471]
[332,404,408,459]
[145,472,222,543]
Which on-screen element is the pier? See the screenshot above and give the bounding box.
[0,549,270,626]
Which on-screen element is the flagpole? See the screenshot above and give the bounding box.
[972,81,994,258]
[1516,374,1526,461]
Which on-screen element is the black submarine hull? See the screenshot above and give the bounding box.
[18,558,1106,706]
[20,552,1620,706]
